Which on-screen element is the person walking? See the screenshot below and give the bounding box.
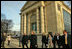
[1,36,3,47]
[30,31,37,48]
[47,33,53,48]
[2,33,6,48]
[22,33,28,48]
[62,30,71,48]
[56,33,62,48]
[42,32,47,48]
[19,34,22,47]
[7,34,11,45]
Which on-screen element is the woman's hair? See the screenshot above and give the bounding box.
[42,32,45,35]
[63,30,67,34]
[56,33,60,36]
[31,30,35,35]
[8,34,9,36]
[48,33,53,37]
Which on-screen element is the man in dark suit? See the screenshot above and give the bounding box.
[56,33,62,48]
[62,30,71,48]
[22,33,28,48]
[42,33,47,48]
[19,34,23,47]
[30,31,37,48]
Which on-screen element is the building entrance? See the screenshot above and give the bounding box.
[31,22,37,33]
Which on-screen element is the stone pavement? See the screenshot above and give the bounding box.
[1,38,60,48]
[1,38,30,48]
[4,38,21,48]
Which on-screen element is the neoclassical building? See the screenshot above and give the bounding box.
[20,1,71,35]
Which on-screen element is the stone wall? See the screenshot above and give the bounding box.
[37,34,42,48]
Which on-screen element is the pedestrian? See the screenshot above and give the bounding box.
[7,34,11,45]
[52,32,56,48]
[47,33,53,48]
[22,33,28,48]
[2,33,6,48]
[62,30,71,48]
[1,36,3,47]
[56,33,62,48]
[42,32,47,48]
[30,31,37,48]
[19,34,22,47]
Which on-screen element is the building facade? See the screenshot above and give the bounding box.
[20,1,71,35]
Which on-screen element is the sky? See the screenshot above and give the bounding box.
[1,1,26,31]
[1,1,70,31]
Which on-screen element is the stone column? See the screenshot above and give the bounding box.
[44,7,47,33]
[60,6,64,35]
[40,6,45,33]
[21,14,24,35]
[36,8,39,33]
[24,14,26,34]
[28,13,31,35]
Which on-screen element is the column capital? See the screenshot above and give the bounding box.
[40,1,45,6]
[24,13,26,16]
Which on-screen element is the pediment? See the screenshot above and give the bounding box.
[21,1,38,11]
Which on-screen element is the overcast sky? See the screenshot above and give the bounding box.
[1,1,71,31]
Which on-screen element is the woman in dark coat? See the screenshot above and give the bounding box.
[30,31,37,48]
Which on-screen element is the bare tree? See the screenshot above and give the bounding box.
[1,13,13,34]
[1,13,6,33]
[1,19,13,34]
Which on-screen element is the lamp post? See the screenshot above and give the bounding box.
[19,13,22,47]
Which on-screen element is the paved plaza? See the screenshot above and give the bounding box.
[1,38,61,48]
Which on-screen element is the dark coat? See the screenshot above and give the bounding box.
[22,35,28,44]
[56,36,62,46]
[2,35,6,41]
[52,36,56,44]
[1,36,3,44]
[42,35,47,43]
[30,35,37,46]
[62,34,71,48]
[19,35,23,42]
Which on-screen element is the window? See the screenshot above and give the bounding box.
[63,9,71,34]
[32,22,37,33]
[58,4,61,11]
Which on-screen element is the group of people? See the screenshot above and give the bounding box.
[20,30,71,48]
[1,30,71,48]
[42,30,71,48]
[20,31,37,48]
